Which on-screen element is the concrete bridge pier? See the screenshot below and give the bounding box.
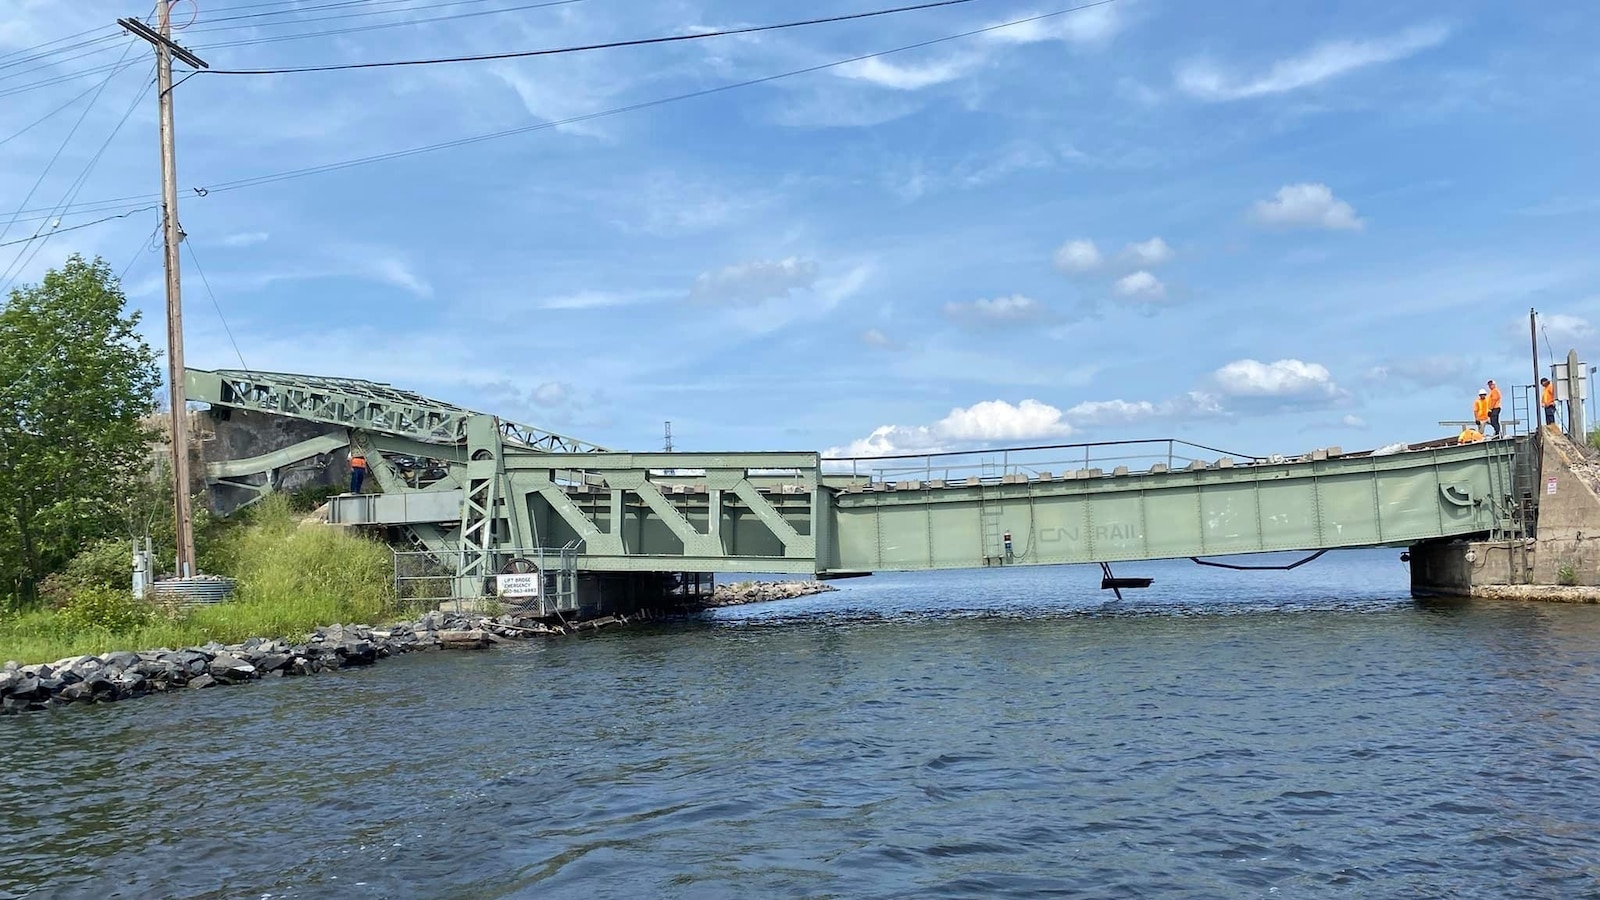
[1410,432,1600,601]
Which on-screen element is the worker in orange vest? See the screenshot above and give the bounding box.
[350,451,369,493]
[1473,389,1490,434]
[1541,377,1558,430]
[1485,379,1502,437]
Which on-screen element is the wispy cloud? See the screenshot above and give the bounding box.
[689,257,820,305]
[943,294,1050,325]
[1176,23,1451,101]
[837,55,978,91]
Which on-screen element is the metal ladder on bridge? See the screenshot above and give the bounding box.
[979,456,1005,565]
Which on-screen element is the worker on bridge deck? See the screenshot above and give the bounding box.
[350,451,368,493]
[1458,425,1485,444]
[1541,377,1558,431]
[1473,389,1490,436]
[1485,379,1502,437]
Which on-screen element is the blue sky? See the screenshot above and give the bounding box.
[3,0,1598,459]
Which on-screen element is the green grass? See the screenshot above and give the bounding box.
[0,496,409,665]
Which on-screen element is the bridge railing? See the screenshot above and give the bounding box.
[822,438,1269,486]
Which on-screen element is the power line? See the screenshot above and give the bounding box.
[182,237,250,371]
[0,57,148,101]
[194,1,1119,193]
[0,44,138,252]
[0,78,116,150]
[189,0,586,51]
[186,0,537,32]
[2,0,1119,231]
[0,206,159,249]
[201,0,989,74]
[0,65,156,294]
[0,24,121,66]
[118,221,162,282]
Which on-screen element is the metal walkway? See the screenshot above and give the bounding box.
[185,368,1527,586]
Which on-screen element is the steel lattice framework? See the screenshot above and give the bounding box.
[186,368,605,452]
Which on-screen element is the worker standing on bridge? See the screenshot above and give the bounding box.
[1473,389,1490,435]
[1485,379,1502,437]
[1541,378,1558,431]
[350,451,368,494]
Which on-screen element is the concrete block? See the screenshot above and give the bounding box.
[1187,460,1206,471]
[1036,471,1053,481]
[1112,466,1129,477]
[929,479,946,489]
[1002,474,1026,484]
[1062,470,1078,480]
[1149,463,1168,474]
[1327,446,1343,457]
[965,476,981,486]
[1312,449,1329,462]
[901,480,922,491]
[1215,458,1234,469]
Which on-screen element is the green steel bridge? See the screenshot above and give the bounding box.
[186,368,1533,606]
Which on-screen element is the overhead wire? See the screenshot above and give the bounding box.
[185,0,535,32]
[0,205,159,249]
[1,0,1120,241]
[0,77,120,150]
[183,238,251,371]
[202,0,989,74]
[0,42,139,252]
[0,57,148,101]
[0,64,157,295]
[188,0,588,51]
[193,1,1119,194]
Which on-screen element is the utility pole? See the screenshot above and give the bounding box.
[118,10,208,578]
[1531,308,1541,432]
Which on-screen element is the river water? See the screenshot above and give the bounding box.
[5,549,1600,899]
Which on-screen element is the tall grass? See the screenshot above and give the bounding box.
[0,496,405,665]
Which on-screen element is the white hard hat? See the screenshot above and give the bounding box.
[1478,389,1488,395]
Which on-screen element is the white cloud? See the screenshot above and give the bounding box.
[943,294,1048,324]
[827,398,1073,457]
[1121,237,1172,267]
[1114,270,1166,300]
[1053,239,1102,274]
[985,4,1126,46]
[836,56,976,91]
[1541,313,1594,347]
[531,382,569,406]
[220,232,269,248]
[1175,23,1451,101]
[363,255,433,298]
[1213,358,1339,397]
[1364,355,1473,387]
[1342,415,1367,429]
[689,257,820,304]
[1252,183,1364,231]
[1065,398,1162,425]
[861,328,893,347]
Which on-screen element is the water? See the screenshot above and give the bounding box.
[6,549,1600,899]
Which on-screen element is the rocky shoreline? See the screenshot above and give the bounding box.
[0,608,645,715]
[706,580,838,607]
[0,580,843,714]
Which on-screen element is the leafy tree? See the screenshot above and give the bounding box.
[0,255,161,604]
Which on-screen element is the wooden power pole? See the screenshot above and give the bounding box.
[118,10,208,578]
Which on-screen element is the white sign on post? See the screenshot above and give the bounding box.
[496,573,541,599]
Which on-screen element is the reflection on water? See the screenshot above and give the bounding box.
[4,550,1600,899]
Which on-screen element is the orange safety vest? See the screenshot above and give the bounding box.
[1473,397,1489,420]
[351,456,368,470]
[1543,383,1557,407]
[1487,386,1501,409]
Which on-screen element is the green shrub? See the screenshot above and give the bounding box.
[57,585,155,633]
[38,538,133,607]
[1558,563,1579,587]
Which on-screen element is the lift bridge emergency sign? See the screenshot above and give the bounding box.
[495,572,541,599]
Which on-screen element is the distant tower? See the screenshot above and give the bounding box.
[664,421,673,453]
